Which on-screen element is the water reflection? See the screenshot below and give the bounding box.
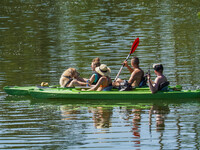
[132,109,141,148]
[60,106,81,120]
[1,0,200,149]
[0,99,87,149]
[90,107,113,129]
[1,96,200,149]
[149,104,170,132]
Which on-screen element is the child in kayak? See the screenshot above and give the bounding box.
[59,68,84,88]
[147,64,169,94]
[87,64,112,91]
[113,57,144,88]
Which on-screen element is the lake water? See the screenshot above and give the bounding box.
[0,0,200,149]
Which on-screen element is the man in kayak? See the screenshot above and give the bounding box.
[113,56,144,88]
[147,64,169,94]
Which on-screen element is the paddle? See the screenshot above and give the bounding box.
[114,37,139,82]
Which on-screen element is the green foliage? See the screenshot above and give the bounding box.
[198,12,200,19]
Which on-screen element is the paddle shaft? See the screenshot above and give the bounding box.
[114,38,139,82]
[114,53,131,82]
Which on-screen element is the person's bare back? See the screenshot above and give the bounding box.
[129,68,144,87]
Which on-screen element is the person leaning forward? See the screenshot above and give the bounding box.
[113,56,144,88]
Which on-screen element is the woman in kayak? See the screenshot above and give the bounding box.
[87,57,101,85]
[147,64,169,94]
[87,64,112,91]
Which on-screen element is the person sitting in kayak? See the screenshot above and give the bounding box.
[59,68,84,88]
[87,64,112,91]
[113,56,144,89]
[67,57,101,87]
[147,64,169,94]
[87,57,101,85]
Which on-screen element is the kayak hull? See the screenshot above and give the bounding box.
[4,86,200,100]
[3,85,60,96]
[29,88,200,100]
[3,86,37,96]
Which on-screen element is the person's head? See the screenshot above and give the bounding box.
[153,64,164,74]
[91,57,101,71]
[65,68,79,78]
[95,64,111,77]
[131,57,140,68]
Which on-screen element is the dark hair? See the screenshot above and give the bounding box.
[153,64,163,72]
[131,57,139,65]
[92,57,100,62]
[92,57,101,67]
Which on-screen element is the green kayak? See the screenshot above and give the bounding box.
[4,85,200,100]
[3,85,60,96]
[28,88,200,100]
[3,86,37,96]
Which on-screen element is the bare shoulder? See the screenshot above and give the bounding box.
[90,74,95,78]
[158,75,167,80]
[99,77,106,81]
[155,75,167,83]
[132,68,144,75]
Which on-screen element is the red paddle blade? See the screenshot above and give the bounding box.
[130,38,139,54]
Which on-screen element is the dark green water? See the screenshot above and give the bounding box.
[0,0,200,149]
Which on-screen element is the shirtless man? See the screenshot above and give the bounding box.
[147,64,168,94]
[113,57,144,87]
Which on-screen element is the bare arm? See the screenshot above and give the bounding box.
[87,77,105,91]
[89,74,95,84]
[124,61,134,73]
[69,79,87,87]
[74,76,85,82]
[148,76,160,94]
[74,74,97,87]
[76,80,87,86]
